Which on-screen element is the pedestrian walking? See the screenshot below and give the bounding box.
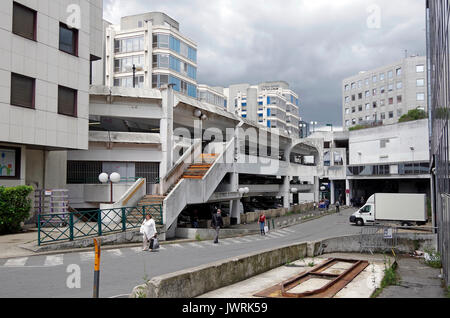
[140,214,157,252]
[258,212,267,236]
[211,209,224,244]
[313,202,317,210]
[335,200,340,214]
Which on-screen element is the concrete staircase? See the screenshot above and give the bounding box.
[126,195,165,225]
[182,154,218,180]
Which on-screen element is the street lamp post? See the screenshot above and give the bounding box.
[310,121,318,133]
[99,172,121,204]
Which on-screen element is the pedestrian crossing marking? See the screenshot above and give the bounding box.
[226,239,243,244]
[269,232,286,237]
[170,244,184,248]
[4,257,28,267]
[130,247,143,253]
[189,243,204,248]
[44,255,64,266]
[106,249,123,257]
[79,252,95,262]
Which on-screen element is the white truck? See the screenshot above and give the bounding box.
[349,193,428,226]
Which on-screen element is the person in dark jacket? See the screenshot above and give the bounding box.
[211,209,224,244]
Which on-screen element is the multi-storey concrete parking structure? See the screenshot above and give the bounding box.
[0,0,103,189]
[427,0,450,287]
[225,81,301,137]
[342,56,428,130]
[104,12,198,98]
[67,85,322,239]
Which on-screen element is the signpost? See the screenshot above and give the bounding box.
[93,238,101,298]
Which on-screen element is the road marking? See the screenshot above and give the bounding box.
[106,249,123,257]
[44,255,64,267]
[4,257,28,267]
[189,243,204,248]
[283,228,295,233]
[225,239,242,244]
[219,240,231,245]
[277,229,292,234]
[159,246,166,250]
[269,232,286,237]
[170,244,184,248]
[238,237,254,243]
[79,252,95,262]
[130,247,143,253]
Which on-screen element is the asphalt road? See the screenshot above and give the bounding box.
[0,208,360,298]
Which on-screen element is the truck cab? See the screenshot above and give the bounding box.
[349,195,375,226]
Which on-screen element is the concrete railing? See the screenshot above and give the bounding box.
[159,139,202,195]
[240,203,315,224]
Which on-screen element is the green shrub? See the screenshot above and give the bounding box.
[398,109,427,123]
[0,186,33,235]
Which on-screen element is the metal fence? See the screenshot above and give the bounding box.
[359,225,398,254]
[37,205,162,246]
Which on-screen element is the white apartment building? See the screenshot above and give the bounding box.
[0,0,103,189]
[226,81,301,136]
[342,56,428,130]
[197,84,227,109]
[105,12,198,98]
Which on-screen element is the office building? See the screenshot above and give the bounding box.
[104,12,198,98]
[427,0,450,287]
[342,56,428,130]
[226,81,301,136]
[0,0,103,189]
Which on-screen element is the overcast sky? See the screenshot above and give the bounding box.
[103,0,427,127]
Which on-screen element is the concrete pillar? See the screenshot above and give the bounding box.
[282,176,290,208]
[346,179,352,206]
[160,87,174,179]
[314,176,320,202]
[230,199,241,225]
[330,180,335,204]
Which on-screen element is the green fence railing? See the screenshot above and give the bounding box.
[37,205,163,246]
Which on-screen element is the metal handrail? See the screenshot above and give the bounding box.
[37,204,162,246]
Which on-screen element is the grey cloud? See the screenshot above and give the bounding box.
[103,0,426,126]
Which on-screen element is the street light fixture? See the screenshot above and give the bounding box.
[310,121,318,133]
[125,63,144,88]
[99,172,121,204]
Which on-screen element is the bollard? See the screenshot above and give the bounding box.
[93,238,101,298]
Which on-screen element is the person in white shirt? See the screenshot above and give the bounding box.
[140,214,157,251]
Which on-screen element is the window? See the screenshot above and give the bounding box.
[396,68,402,76]
[417,93,425,101]
[380,86,385,94]
[345,96,350,103]
[397,95,402,103]
[12,2,36,41]
[373,75,377,83]
[380,99,385,106]
[380,139,390,148]
[345,120,350,127]
[381,113,386,120]
[417,79,425,87]
[365,78,369,86]
[365,90,370,98]
[352,106,356,113]
[397,109,403,117]
[389,111,394,118]
[372,88,377,96]
[416,65,425,72]
[358,80,362,88]
[389,98,394,105]
[358,93,362,99]
[388,70,393,78]
[396,81,402,89]
[373,102,377,108]
[380,73,385,81]
[358,105,363,111]
[351,82,356,90]
[58,86,77,117]
[59,23,78,56]
[388,84,393,92]
[352,95,356,101]
[344,84,349,91]
[345,108,350,114]
[365,103,370,110]
[10,73,35,109]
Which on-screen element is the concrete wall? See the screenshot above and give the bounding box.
[349,119,429,165]
[130,232,436,298]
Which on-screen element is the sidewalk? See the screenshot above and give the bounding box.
[378,256,447,298]
[0,206,348,259]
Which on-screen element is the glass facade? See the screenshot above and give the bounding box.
[427,0,450,286]
[115,36,145,54]
[153,33,197,63]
